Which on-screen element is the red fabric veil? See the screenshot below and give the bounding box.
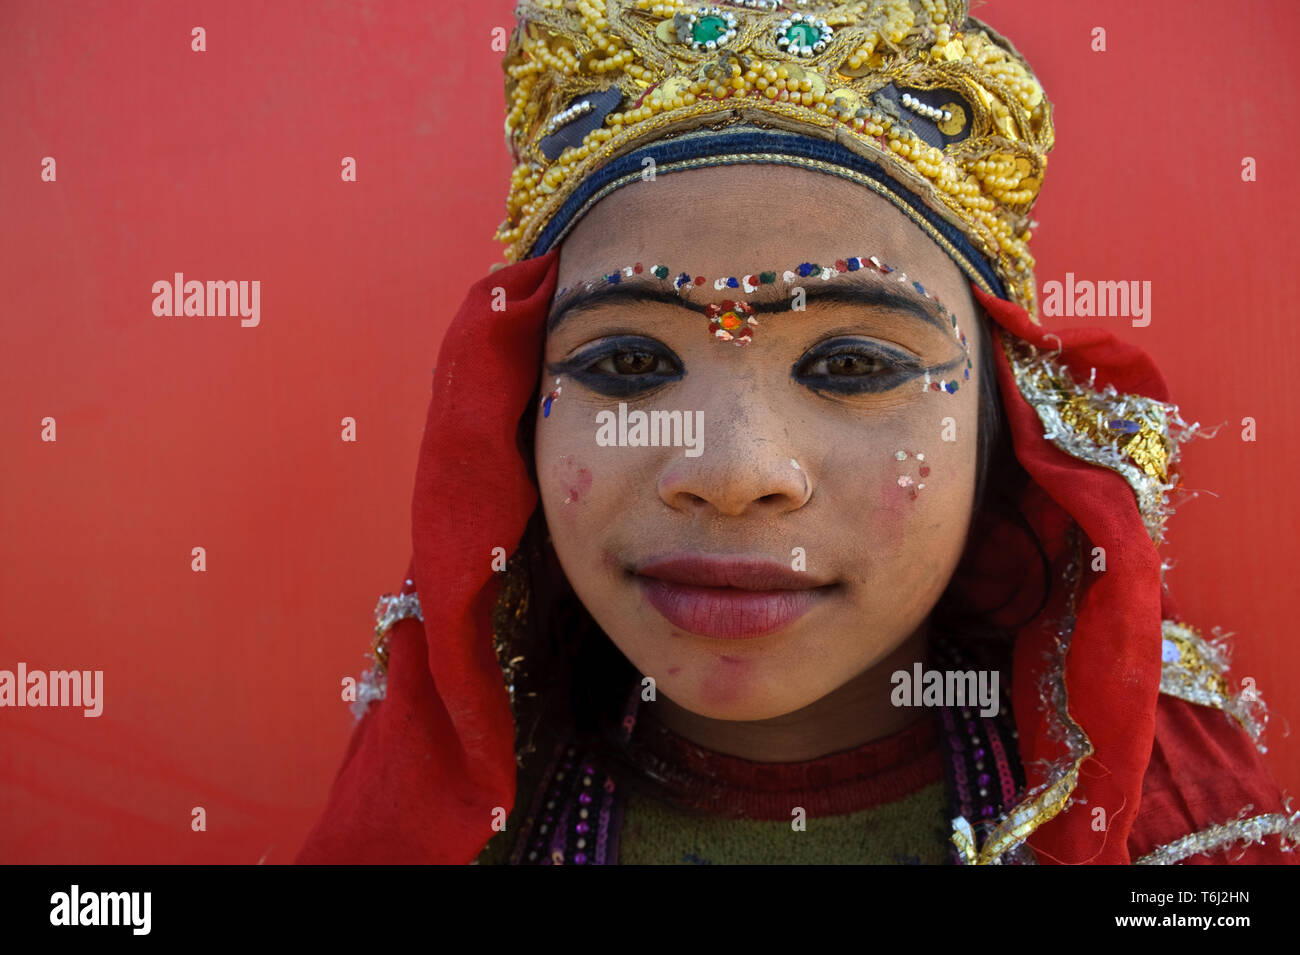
[296,250,1293,865]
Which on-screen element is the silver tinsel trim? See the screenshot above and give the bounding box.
[350,662,387,722]
[1159,620,1269,750]
[1004,335,1208,545]
[1135,805,1300,864]
[349,591,424,722]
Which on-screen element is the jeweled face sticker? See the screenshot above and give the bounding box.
[707,299,757,345]
[557,254,971,375]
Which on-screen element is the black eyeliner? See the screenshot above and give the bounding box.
[794,340,962,395]
[546,334,684,398]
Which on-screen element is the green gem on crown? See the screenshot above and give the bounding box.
[785,24,819,48]
[776,14,832,57]
[692,16,728,45]
[678,7,737,52]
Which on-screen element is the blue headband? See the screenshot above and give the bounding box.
[527,125,1008,302]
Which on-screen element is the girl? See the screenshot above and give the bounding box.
[297,0,1296,865]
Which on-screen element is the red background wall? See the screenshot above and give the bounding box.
[1,0,1295,863]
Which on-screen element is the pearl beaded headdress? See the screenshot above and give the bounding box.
[497,0,1055,318]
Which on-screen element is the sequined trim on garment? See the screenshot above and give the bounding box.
[350,590,423,721]
[1002,335,1205,545]
[509,695,631,865]
[932,636,1033,865]
[514,673,1028,864]
[1159,620,1269,750]
[1134,806,1300,864]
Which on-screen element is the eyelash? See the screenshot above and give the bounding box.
[549,337,683,397]
[794,340,925,394]
[549,337,933,398]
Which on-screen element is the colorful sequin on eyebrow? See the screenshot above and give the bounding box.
[570,255,972,379]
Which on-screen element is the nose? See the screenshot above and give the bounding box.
[657,390,812,518]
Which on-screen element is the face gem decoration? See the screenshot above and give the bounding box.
[562,254,972,367]
[707,299,757,345]
[543,377,563,417]
[922,370,961,395]
[893,449,930,500]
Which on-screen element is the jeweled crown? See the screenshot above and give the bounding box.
[498,0,1054,315]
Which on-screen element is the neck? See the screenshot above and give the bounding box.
[648,623,930,762]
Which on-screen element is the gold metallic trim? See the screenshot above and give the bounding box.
[1000,333,1203,546]
[1160,620,1268,749]
[501,1,1054,316]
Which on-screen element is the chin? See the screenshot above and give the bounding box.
[668,674,810,723]
[683,698,804,723]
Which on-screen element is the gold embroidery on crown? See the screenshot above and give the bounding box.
[499,0,1054,318]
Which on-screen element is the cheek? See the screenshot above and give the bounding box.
[870,477,913,558]
[559,455,593,504]
[544,454,595,511]
[534,402,597,513]
[857,442,965,559]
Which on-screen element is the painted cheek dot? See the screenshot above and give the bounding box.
[558,456,592,505]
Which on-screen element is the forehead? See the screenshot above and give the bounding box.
[555,163,970,306]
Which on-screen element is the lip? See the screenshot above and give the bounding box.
[633,553,836,639]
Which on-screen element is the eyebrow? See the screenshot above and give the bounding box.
[546,269,953,335]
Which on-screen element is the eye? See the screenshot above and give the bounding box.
[594,349,668,376]
[548,335,684,397]
[815,352,890,377]
[794,339,925,395]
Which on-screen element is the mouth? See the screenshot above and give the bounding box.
[631,552,838,640]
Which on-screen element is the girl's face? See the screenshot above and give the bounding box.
[535,163,983,722]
